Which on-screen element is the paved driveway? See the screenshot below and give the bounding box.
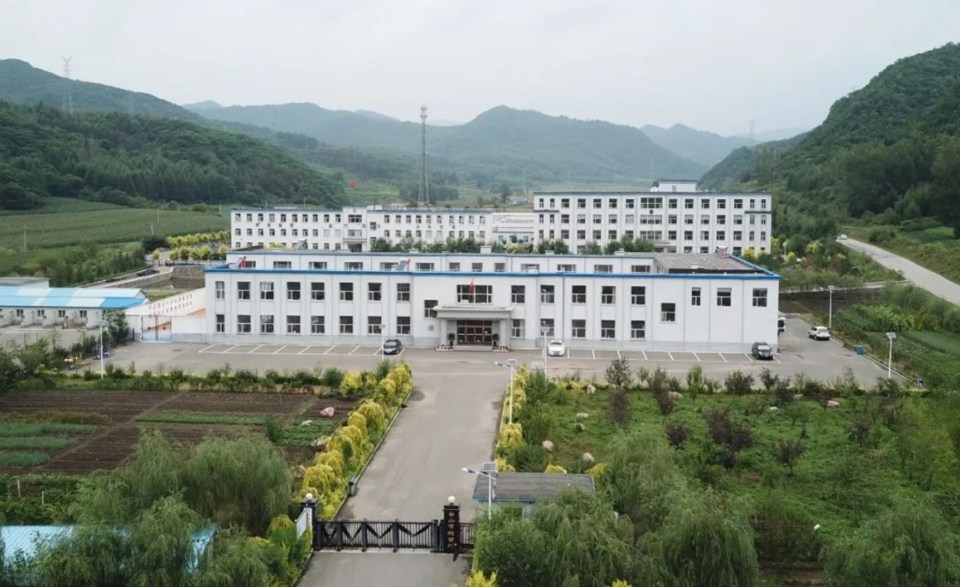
[840,237,960,306]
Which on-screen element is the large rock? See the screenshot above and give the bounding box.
[826,400,840,408]
[311,436,329,450]
[574,422,586,433]
[319,406,336,418]
[542,440,555,452]
[576,412,590,420]
[581,452,595,463]
[668,391,682,400]
[585,384,596,395]
[300,420,314,427]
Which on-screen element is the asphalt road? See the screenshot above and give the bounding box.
[840,237,960,306]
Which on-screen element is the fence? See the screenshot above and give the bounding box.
[313,519,476,553]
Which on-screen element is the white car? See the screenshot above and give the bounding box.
[808,326,831,341]
[546,340,567,357]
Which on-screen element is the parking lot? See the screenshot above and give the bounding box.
[197,343,403,357]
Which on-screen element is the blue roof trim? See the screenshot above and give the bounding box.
[204,268,779,281]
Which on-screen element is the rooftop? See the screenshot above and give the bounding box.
[471,472,596,503]
[655,253,758,273]
[0,286,147,310]
[0,277,49,287]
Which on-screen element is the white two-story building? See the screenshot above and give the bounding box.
[203,250,779,352]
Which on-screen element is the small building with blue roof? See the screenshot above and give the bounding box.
[0,277,147,329]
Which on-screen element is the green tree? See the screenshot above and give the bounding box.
[826,500,960,586]
[127,496,201,587]
[193,530,270,587]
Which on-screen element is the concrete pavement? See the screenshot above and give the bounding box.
[840,237,960,306]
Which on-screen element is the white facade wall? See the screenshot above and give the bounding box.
[532,192,772,255]
[201,251,779,352]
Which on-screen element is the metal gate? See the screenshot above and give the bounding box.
[315,520,475,552]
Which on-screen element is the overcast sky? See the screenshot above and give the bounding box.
[2,0,957,135]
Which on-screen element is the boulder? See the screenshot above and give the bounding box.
[542,440,555,452]
[793,394,805,401]
[668,391,683,400]
[585,384,596,395]
[575,412,589,420]
[581,452,595,463]
[311,436,330,450]
[295,465,307,478]
[574,422,586,432]
[768,406,779,412]
[300,420,314,427]
[319,406,336,418]
[826,399,840,408]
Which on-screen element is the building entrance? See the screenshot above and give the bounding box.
[456,320,494,346]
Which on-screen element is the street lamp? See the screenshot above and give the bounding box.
[378,324,385,355]
[827,285,836,331]
[99,321,105,379]
[462,463,497,520]
[494,359,517,425]
[886,332,896,379]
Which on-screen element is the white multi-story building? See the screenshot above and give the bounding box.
[203,250,779,351]
[230,206,535,252]
[531,190,772,255]
[229,183,772,256]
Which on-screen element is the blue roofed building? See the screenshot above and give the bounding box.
[0,278,147,329]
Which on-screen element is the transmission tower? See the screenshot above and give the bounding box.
[748,118,756,142]
[418,105,429,206]
[62,56,73,115]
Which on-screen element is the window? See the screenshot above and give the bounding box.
[273,261,292,269]
[599,320,616,339]
[368,283,382,301]
[457,284,492,304]
[631,286,646,305]
[511,285,525,303]
[661,303,676,322]
[367,316,382,335]
[540,318,555,337]
[397,316,411,335]
[287,282,301,301]
[593,199,602,209]
[571,285,586,304]
[717,231,726,240]
[215,281,225,300]
[521,263,540,272]
[424,300,438,318]
[752,288,768,307]
[415,262,434,271]
[577,198,586,208]
[630,320,645,340]
[691,287,701,306]
[237,282,251,300]
[345,261,364,270]
[684,199,694,209]
[558,264,575,273]
[601,286,615,304]
[260,315,274,334]
[449,262,460,272]
[339,283,354,301]
[494,263,506,273]
[572,319,586,338]
[512,319,525,338]
[717,288,732,307]
[397,283,410,302]
[79,310,87,318]
[237,314,251,334]
[540,285,555,304]
[309,261,327,270]
[630,265,651,274]
[215,314,225,333]
[594,264,613,274]
[287,315,301,334]
[311,316,325,334]
[311,283,325,301]
[471,262,483,272]
[339,316,353,334]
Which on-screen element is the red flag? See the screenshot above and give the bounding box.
[239,256,247,269]
[348,178,358,189]
[469,278,475,292]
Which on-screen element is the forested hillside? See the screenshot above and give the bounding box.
[640,123,756,167]
[700,42,960,241]
[0,101,344,210]
[195,103,708,183]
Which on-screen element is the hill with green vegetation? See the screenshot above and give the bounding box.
[193,103,708,183]
[640,123,757,167]
[0,58,194,120]
[700,42,960,246]
[0,100,344,210]
[698,132,808,191]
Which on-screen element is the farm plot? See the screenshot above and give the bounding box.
[0,390,356,474]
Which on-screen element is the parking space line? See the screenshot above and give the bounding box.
[693,352,701,362]
[667,351,674,361]
[743,353,754,362]
[249,345,263,354]
[298,346,309,355]
[397,348,405,356]
[370,347,382,356]
[323,346,335,355]
[273,345,287,354]
[591,350,596,359]
[616,350,622,360]
[349,345,361,355]
[719,353,728,362]
[198,344,216,353]
[225,345,239,353]
[642,350,648,361]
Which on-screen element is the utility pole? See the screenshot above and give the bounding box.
[62,56,73,115]
[418,105,429,206]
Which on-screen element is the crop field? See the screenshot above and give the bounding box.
[0,390,354,474]
[0,198,229,250]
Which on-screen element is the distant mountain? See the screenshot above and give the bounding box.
[193,103,706,182]
[698,133,808,191]
[640,123,756,167]
[735,128,808,142]
[0,59,195,120]
[183,100,223,110]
